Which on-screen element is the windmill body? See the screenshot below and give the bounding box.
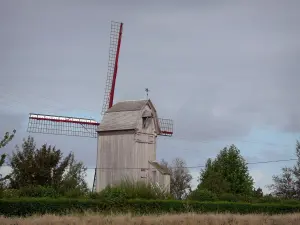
[26,21,174,192]
[96,99,170,192]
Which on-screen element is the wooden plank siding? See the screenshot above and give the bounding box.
[95,99,170,192]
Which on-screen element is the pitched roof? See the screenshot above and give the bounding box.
[97,99,160,132]
[97,111,141,132]
[106,100,149,113]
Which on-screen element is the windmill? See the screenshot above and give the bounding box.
[27,21,174,192]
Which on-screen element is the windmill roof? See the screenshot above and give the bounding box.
[97,99,161,133]
[106,100,149,113]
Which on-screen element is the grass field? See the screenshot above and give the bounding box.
[0,213,300,225]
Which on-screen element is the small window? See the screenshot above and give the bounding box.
[142,117,151,129]
[142,117,147,128]
[142,110,152,129]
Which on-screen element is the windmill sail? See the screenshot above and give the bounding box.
[101,21,123,115]
[158,118,173,136]
[27,113,99,138]
[24,21,174,193]
[26,21,123,138]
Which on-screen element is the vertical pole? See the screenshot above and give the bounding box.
[109,23,123,108]
[145,88,150,99]
[92,167,97,193]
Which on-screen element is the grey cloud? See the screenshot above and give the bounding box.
[1,1,300,148]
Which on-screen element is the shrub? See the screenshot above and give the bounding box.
[280,199,300,205]
[90,186,128,204]
[127,199,300,215]
[91,178,171,201]
[1,186,89,199]
[188,189,217,202]
[1,189,20,198]
[235,194,254,203]
[255,195,281,204]
[19,186,60,198]
[218,193,239,202]
[0,198,300,217]
[116,178,170,199]
[62,188,87,198]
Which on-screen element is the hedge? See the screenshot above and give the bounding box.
[0,198,300,217]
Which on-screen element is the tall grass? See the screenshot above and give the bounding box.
[91,177,171,201]
[1,213,300,225]
[116,177,170,199]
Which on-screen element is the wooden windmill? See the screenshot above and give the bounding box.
[27,21,174,192]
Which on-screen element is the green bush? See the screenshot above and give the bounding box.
[218,193,239,202]
[62,188,87,198]
[278,199,300,205]
[0,198,122,217]
[188,189,217,202]
[0,198,300,217]
[19,186,60,198]
[1,189,20,198]
[91,178,171,201]
[1,187,90,199]
[235,194,254,203]
[127,200,300,215]
[90,186,128,204]
[254,195,281,204]
[252,196,300,205]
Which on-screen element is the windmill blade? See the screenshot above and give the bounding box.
[158,118,173,137]
[101,21,123,115]
[27,113,99,138]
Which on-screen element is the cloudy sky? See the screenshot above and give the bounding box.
[1,0,300,193]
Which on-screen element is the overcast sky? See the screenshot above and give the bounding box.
[1,0,300,193]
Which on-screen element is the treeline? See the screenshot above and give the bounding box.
[0,131,88,198]
[162,145,263,202]
[160,141,300,203]
[1,130,300,203]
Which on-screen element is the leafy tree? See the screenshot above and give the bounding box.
[197,144,254,196]
[197,158,230,195]
[161,157,193,200]
[268,167,296,199]
[268,140,300,199]
[8,136,88,193]
[0,130,16,184]
[59,154,88,194]
[253,187,264,198]
[292,141,300,198]
[188,188,217,202]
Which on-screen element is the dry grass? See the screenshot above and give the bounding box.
[0,213,300,225]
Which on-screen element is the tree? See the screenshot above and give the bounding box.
[8,136,87,192]
[0,130,16,184]
[197,144,254,196]
[59,154,88,194]
[292,141,300,198]
[161,157,193,200]
[268,140,300,199]
[268,167,296,199]
[197,159,230,195]
[253,187,264,198]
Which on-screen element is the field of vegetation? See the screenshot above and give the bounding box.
[0,213,300,225]
[2,132,300,223]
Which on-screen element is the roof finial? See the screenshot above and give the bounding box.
[145,88,150,99]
